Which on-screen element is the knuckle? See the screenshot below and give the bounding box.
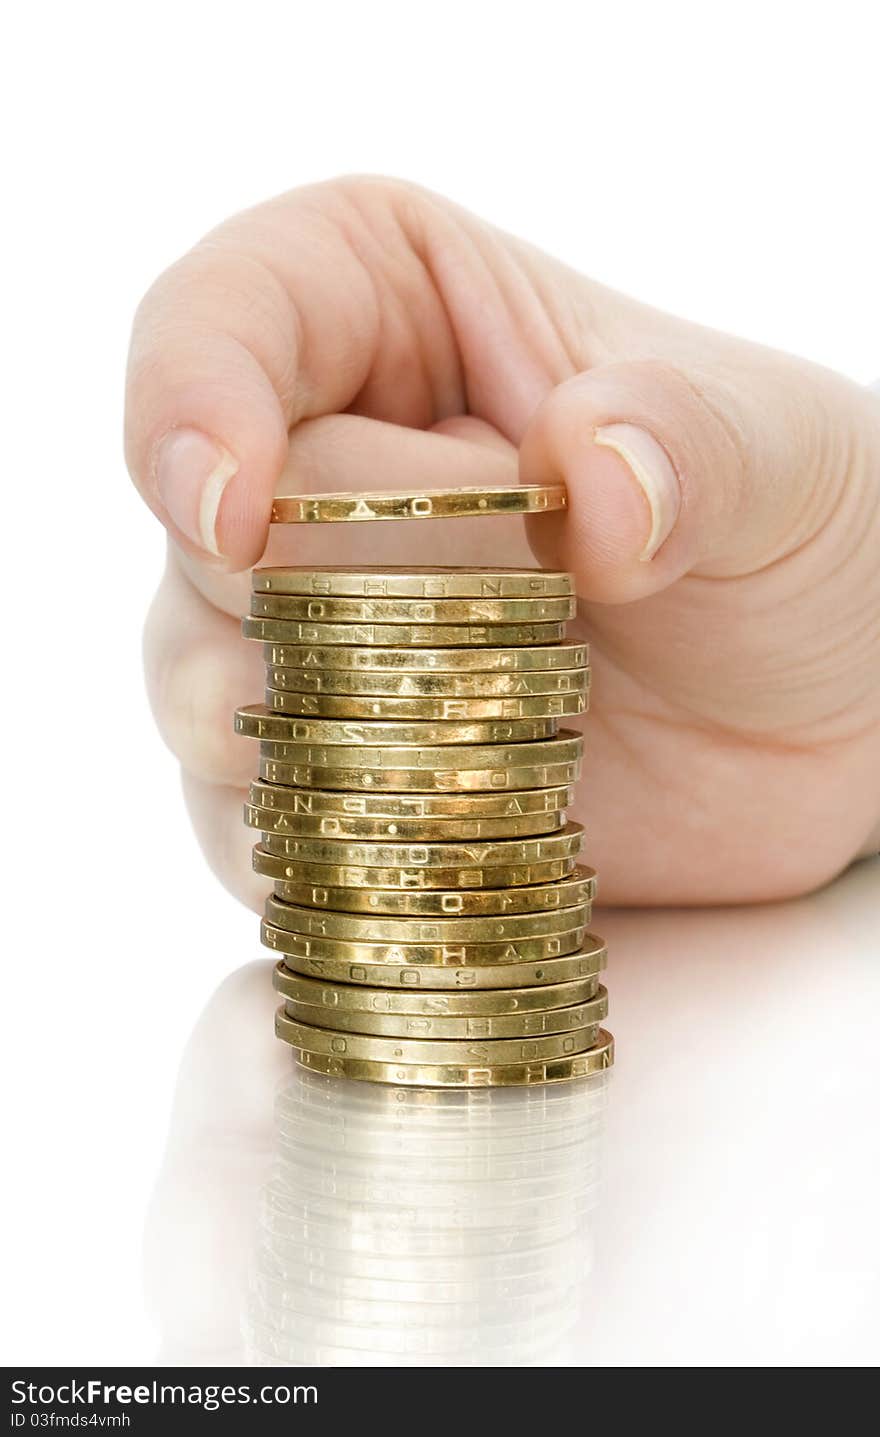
[132,243,294,366]
[145,610,254,784]
[181,774,268,913]
[319,172,425,210]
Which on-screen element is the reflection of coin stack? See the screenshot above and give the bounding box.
[245,1067,610,1366]
[235,486,614,1086]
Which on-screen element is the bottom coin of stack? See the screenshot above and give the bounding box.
[236,563,614,1087]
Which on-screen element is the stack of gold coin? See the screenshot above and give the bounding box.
[235,486,614,1086]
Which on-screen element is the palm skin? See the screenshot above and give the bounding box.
[130,179,880,907]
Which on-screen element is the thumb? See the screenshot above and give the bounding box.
[520,354,870,604]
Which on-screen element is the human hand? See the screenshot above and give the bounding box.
[128,178,880,906]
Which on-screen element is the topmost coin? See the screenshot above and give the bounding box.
[270,486,567,524]
[252,566,574,598]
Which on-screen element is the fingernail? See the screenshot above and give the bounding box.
[154,428,238,557]
[594,423,681,560]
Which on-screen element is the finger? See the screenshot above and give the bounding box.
[125,179,469,570]
[430,414,519,455]
[270,412,516,491]
[143,550,262,785]
[521,353,876,604]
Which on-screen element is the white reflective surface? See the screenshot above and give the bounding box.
[247,1073,606,1366]
[146,857,880,1366]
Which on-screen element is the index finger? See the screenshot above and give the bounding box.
[124,177,470,569]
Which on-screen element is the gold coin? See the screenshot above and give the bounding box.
[248,781,575,819]
[262,855,578,891]
[264,868,596,919]
[266,925,588,968]
[246,724,583,767]
[270,485,567,524]
[257,819,584,869]
[252,592,576,624]
[282,992,607,1041]
[293,1032,614,1086]
[259,757,581,791]
[263,642,589,672]
[266,867,593,915]
[238,701,563,747]
[257,698,557,741]
[263,689,587,721]
[243,617,566,646]
[262,921,587,965]
[253,566,574,598]
[266,666,588,696]
[281,988,607,1040]
[270,965,601,1014]
[275,945,606,990]
[245,801,565,842]
[262,899,596,942]
[269,874,587,914]
[275,1009,599,1064]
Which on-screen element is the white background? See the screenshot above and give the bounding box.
[2,0,878,1364]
